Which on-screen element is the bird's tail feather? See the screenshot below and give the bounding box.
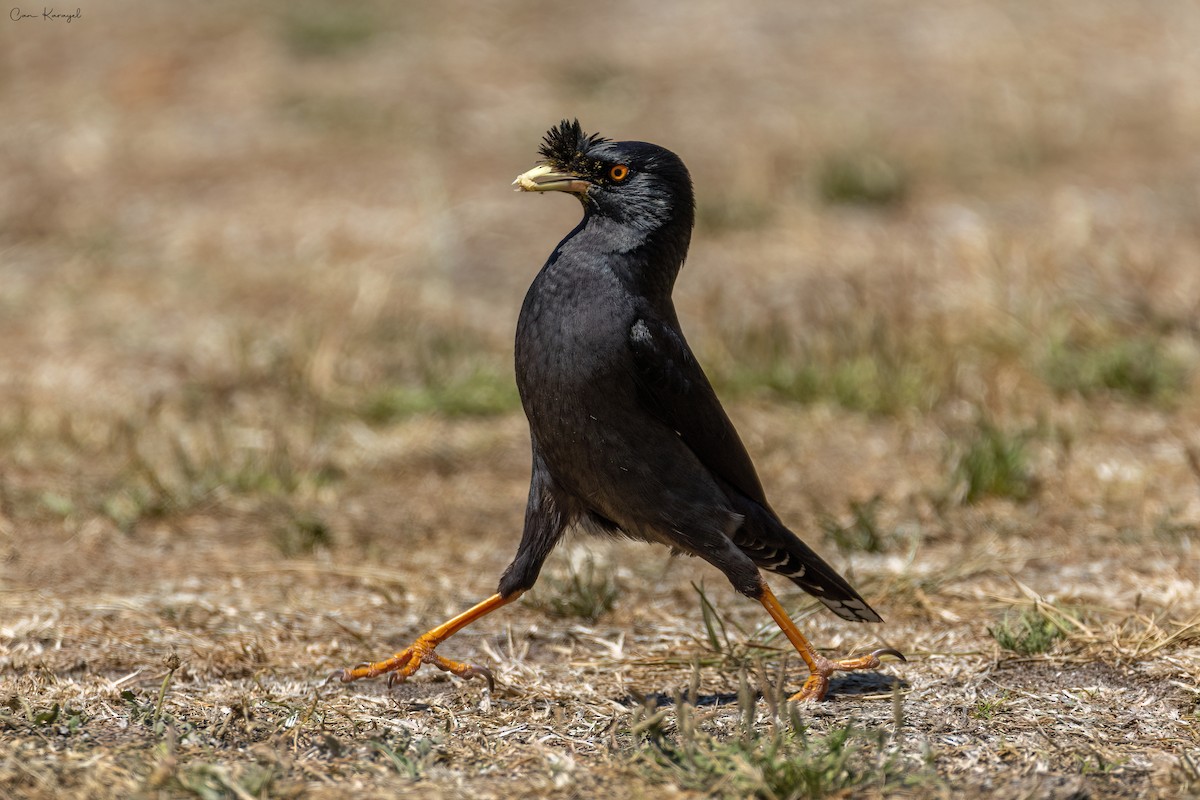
[733,503,882,623]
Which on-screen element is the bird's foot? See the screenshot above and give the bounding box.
[789,647,906,702]
[332,636,495,691]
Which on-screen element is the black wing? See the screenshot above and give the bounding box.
[627,315,769,510]
[628,314,883,623]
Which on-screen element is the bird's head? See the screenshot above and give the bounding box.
[514,120,694,235]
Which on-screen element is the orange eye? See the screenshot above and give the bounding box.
[609,164,629,182]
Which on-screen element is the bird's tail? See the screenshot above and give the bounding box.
[733,502,882,623]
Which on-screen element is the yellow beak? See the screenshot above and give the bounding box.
[512,164,591,194]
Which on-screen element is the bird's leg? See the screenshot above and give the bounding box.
[758,583,904,702]
[333,592,522,691]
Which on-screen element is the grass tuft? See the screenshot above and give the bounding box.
[368,732,443,779]
[2,698,88,735]
[696,196,775,235]
[817,151,909,207]
[527,555,620,622]
[819,496,891,554]
[695,581,738,662]
[360,368,519,423]
[103,411,334,532]
[39,491,75,519]
[1041,334,1190,403]
[166,761,291,800]
[281,3,379,58]
[970,692,1010,721]
[721,358,940,416]
[122,687,193,741]
[273,511,334,557]
[711,320,948,416]
[989,607,1069,655]
[633,691,927,799]
[689,582,778,670]
[952,419,1036,504]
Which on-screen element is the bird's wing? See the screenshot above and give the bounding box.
[628,316,770,509]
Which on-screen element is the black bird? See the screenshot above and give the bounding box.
[337,120,903,701]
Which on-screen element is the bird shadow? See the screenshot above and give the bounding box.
[827,671,907,697]
[622,672,904,709]
[624,690,741,709]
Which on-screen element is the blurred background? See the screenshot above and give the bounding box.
[3,2,1200,795]
[2,0,1199,578]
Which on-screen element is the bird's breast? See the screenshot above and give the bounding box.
[514,263,640,433]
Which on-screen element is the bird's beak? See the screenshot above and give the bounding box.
[512,164,591,194]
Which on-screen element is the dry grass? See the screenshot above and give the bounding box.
[3,1,1200,797]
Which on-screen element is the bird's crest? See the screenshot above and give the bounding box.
[539,119,610,169]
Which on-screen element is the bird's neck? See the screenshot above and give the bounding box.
[579,211,694,305]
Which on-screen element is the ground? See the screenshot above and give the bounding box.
[2,1,1199,798]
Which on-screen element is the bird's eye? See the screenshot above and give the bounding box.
[609,164,630,182]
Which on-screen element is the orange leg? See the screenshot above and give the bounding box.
[334,592,521,691]
[758,583,904,702]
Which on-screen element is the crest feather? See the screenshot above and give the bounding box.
[538,119,609,167]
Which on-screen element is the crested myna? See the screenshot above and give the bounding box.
[336,120,903,701]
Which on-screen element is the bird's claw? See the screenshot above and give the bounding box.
[328,667,355,684]
[787,648,905,703]
[456,663,495,693]
[414,651,495,692]
[336,641,494,691]
[789,673,832,703]
[871,646,907,662]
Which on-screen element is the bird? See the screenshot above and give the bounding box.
[335,120,904,701]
